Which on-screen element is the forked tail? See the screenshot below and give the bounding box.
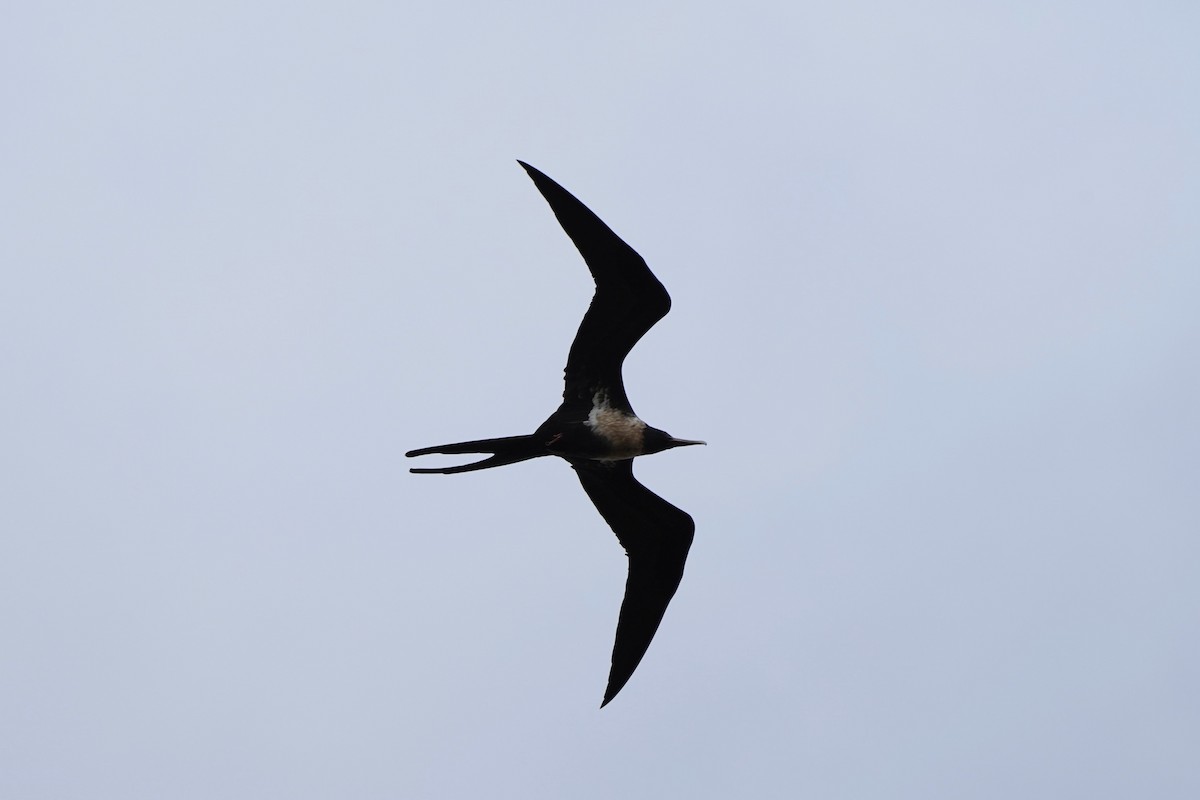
[405,434,546,474]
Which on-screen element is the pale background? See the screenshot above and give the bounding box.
[3,2,1198,798]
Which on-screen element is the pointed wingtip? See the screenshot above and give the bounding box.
[516,160,547,182]
[600,675,628,708]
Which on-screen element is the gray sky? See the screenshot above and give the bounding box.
[3,2,1198,798]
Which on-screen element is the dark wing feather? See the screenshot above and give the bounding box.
[518,161,671,416]
[570,459,695,707]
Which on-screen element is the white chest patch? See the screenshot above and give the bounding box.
[586,391,646,458]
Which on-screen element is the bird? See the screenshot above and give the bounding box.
[407,161,704,707]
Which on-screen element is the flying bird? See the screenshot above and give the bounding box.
[407,161,704,707]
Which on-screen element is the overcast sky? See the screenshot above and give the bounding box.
[3,2,1198,798]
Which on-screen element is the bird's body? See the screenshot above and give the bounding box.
[580,391,648,459]
[407,162,703,707]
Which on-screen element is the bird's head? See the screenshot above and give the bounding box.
[642,427,707,455]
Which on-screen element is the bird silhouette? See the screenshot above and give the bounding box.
[407,161,704,707]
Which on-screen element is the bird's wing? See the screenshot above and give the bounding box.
[569,458,694,707]
[518,161,671,417]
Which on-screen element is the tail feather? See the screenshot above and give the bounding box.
[406,434,546,474]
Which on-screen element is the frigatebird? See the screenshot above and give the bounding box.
[407,161,704,707]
